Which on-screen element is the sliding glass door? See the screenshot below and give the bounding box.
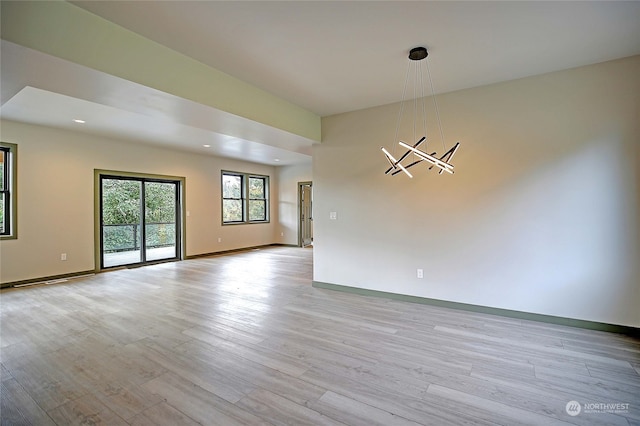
[144,181,178,262]
[100,176,180,269]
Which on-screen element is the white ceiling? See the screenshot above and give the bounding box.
[2,1,640,165]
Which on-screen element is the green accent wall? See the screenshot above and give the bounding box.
[1,1,321,141]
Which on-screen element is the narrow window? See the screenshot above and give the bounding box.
[222,173,244,223]
[0,143,16,238]
[249,176,267,222]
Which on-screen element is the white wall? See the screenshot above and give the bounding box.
[0,120,282,283]
[314,56,640,327]
[276,163,312,246]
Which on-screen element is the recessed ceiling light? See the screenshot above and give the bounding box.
[203,144,211,148]
[73,119,85,124]
[274,158,280,162]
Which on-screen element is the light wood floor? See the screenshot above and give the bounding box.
[1,246,639,425]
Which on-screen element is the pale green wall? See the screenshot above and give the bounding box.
[0,1,321,142]
[314,56,640,327]
[0,120,306,284]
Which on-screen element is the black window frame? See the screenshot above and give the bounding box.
[248,175,268,222]
[0,143,16,239]
[221,171,269,225]
[222,172,245,224]
[0,142,17,240]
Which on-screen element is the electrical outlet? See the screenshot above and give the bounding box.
[417,268,423,279]
[61,253,67,261]
[218,237,222,243]
[280,232,284,237]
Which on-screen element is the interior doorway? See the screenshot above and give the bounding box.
[298,181,313,247]
[97,172,183,270]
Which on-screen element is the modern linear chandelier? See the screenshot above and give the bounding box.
[381,47,460,178]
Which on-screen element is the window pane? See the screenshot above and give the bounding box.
[102,179,141,225]
[223,174,242,198]
[223,199,243,222]
[145,182,176,223]
[102,179,142,259]
[145,182,177,260]
[249,177,265,199]
[249,200,266,221]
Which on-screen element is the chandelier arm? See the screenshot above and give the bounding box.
[381,147,413,178]
[381,148,398,171]
[428,142,460,173]
[391,159,424,175]
[384,136,428,176]
[435,142,460,174]
[398,142,454,173]
[384,136,426,174]
[383,156,397,171]
[438,142,460,162]
[382,147,413,178]
[387,137,425,174]
[398,142,453,168]
[394,137,426,167]
[396,162,413,178]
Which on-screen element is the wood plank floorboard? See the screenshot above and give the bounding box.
[1,246,638,425]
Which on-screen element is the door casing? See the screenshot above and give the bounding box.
[94,169,186,271]
[298,181,313,247]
